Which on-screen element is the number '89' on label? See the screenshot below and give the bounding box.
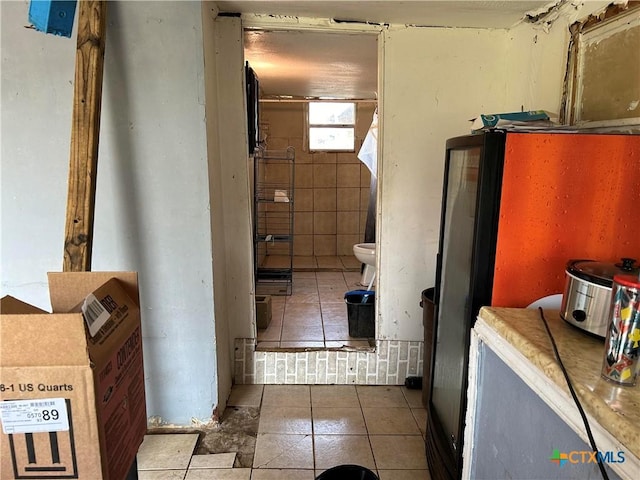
[0,398,70,434]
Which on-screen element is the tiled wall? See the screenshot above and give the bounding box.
[234,339,424,385]
[260,102,376,256]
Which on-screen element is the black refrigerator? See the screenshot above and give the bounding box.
[425,130,640,480]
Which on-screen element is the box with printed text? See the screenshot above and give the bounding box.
[0,272,146,480]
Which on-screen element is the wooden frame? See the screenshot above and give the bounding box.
[561,2,640,128]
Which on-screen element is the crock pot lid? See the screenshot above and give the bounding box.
[568,260,635,286]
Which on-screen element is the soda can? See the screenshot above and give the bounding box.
[601,274,640,386]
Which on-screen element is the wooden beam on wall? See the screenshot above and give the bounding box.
[63,0,107,272]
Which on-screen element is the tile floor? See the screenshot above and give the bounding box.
[137,384,430,480]
[257,270,375,349]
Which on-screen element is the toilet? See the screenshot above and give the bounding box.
[353,243,376,287]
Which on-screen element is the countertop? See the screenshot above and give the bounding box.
[476,307,640,462]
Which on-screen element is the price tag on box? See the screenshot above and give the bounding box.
[0,398,69,434]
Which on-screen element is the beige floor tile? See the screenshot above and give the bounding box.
[362,407,421,435]
[293,256,317,269]
[253,434,314,469]
[411,408,428,435]
[257,322,282,342]
[316,256,344,269]
[279,341,325,349]
[256,341,281,350]
[313,407,367,435]
[188,453,236,469]
[282,318,323,332]
[137,434,199,470]
[369,435,428,470]
[401,387,425,408]
[286,292,320,304]
[250,469,315,480]
[258,405,312,434]
[292,281,319,294]
[318,288,347,303]
[378,470,431,480]
[324,324,351,341]
[317,282,347,292]
[261,256,290,269]
[184,468,251,479]
[340,255,361,269]
[320,303,348,324]
[226,385,264,407]
[343,272,363,289]
[325,340,372,349]
[313,435,375,470]
[293,271,317,279]
[311,385,360,408]
[356,386,408,408]
[138,471,186,480]
[283,303,322,324]
[281,323,324,342]
[263,385,311,406]
[270,300,286,324]
[316,272,348,287]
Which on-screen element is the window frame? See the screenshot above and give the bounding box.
[561,4,640,128]
[306,101,357,153]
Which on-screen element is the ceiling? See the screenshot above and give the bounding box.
[216,0,557,99]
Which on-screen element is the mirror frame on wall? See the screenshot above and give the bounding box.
[560,2,640,128]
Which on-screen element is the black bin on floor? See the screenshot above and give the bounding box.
[344,290,375,338]
[316,464,379,480]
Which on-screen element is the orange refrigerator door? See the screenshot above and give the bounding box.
[491,132,640,307]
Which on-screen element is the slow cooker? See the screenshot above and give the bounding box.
[560,258,639,337]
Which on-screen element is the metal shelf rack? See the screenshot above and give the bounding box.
[253,146,295,295]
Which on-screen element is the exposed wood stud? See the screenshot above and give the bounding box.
[63,0,107,272]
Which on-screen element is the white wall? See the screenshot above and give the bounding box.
[378,26,511,340]
[201,6,256,415]
[1,1,218,425]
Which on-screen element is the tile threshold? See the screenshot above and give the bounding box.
[255,344,375,353]
[294,267,360,272]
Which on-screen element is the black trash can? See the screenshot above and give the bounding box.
[316,464,379,480]
[420,287,435,408]
[344,290,375,338]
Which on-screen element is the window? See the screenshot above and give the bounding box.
[308,102,356,151]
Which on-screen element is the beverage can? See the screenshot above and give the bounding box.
[601,274,640,386]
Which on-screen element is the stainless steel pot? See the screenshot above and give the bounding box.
[560,258,638,337]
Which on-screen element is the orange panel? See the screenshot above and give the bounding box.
[492,133,640,307]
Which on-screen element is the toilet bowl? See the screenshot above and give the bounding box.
[353,243,375,266]
[353,243,376,287]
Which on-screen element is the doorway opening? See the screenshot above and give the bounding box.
[244,28,379,350]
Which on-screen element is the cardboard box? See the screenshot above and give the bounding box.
[0,272,146,480]
[0,296,47,315]
[255,295,272,329]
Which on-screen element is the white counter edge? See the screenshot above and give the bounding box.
[462,316,638,480]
